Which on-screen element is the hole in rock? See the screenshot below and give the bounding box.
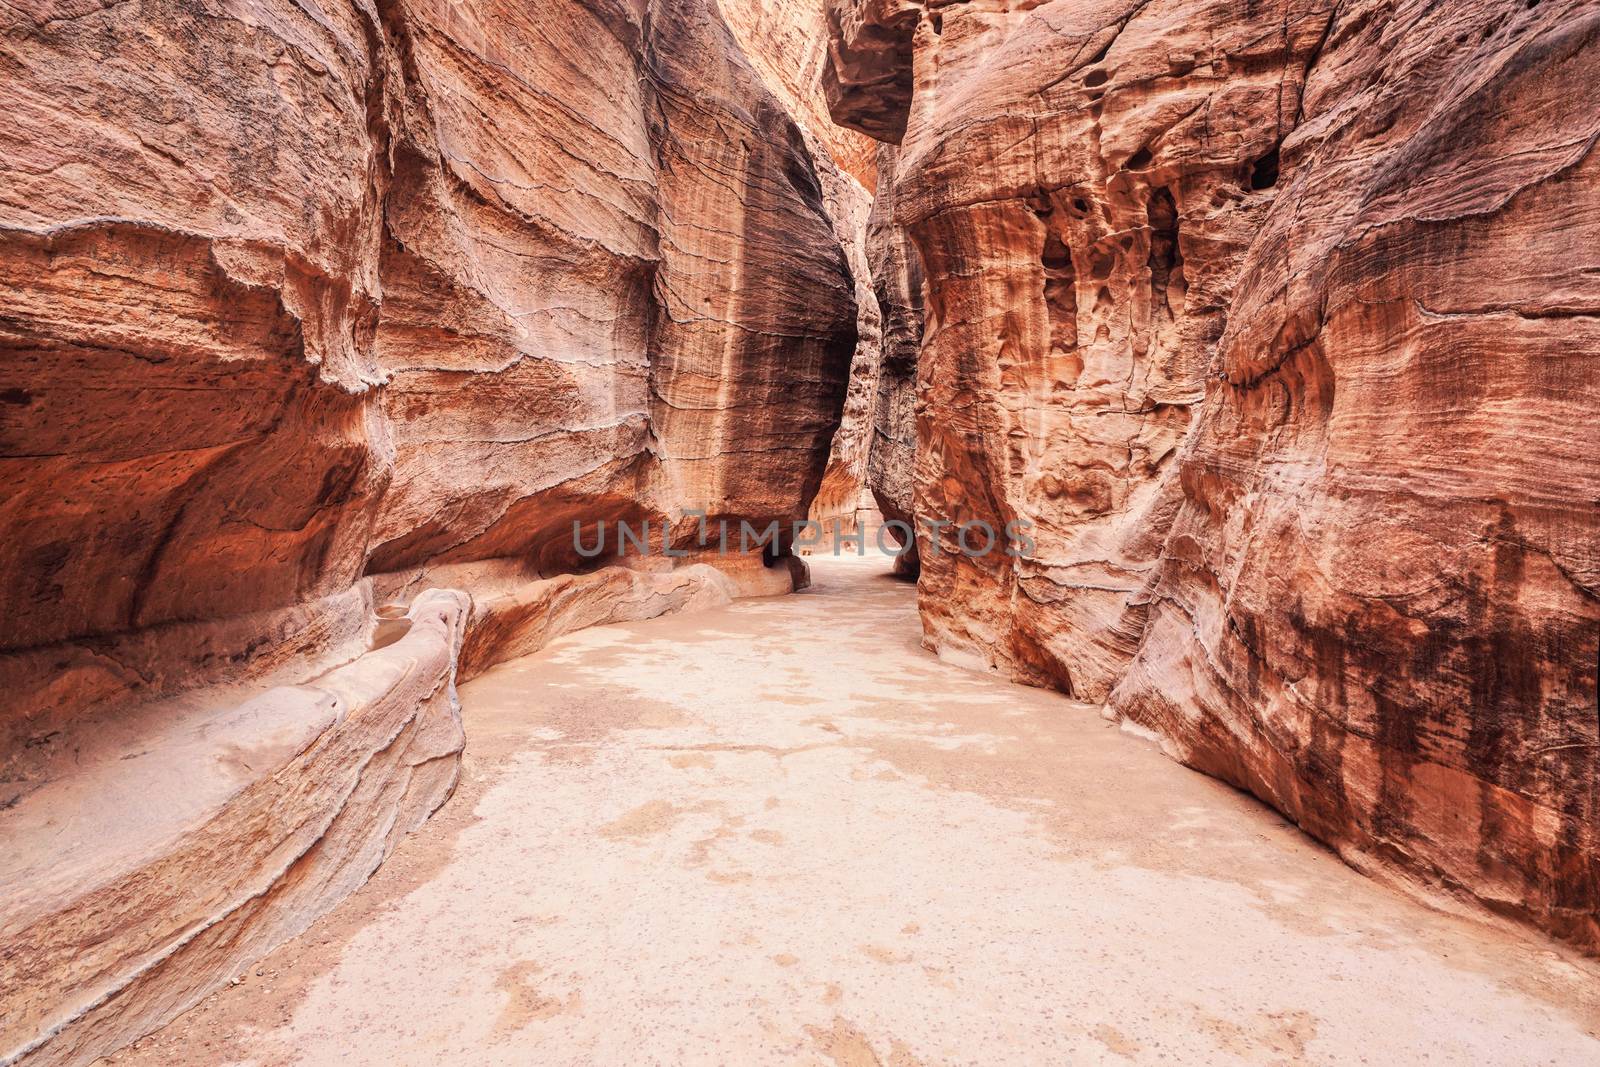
[930,13,942,34]
[1041,227,1079,370]
[370,616,413,651]
[1249,145,1281,190]
[1083,68,1109,88]
[1042,234,1072,272]
[1147,186,1184,317]
[1126,147,1153,170]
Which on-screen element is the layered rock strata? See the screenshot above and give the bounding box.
[827,0,1600,950]
[2,590,471,1067]
[0,0,863,1061]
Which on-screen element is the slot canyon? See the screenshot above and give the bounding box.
[0,0,1596,1063]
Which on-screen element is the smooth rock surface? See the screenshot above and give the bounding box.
[2,589,471,1067]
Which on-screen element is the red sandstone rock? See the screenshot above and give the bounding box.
[720,0,881,188]
[4,0,1596,1061]
[827,0,1600,951]
[1113,0,1600,953]
[864,143,923,576]
[718,0,887,538]
[0,0,864,1061]
[1,0,856,693]
[823,0,921,143]
[833,0,1324,696]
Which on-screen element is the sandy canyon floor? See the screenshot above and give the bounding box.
[103,556,1600,1065]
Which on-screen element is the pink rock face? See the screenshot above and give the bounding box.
[717,0,887,536]
[0,0,858,726]
[826,0,1600,951]
[0,1,866,1061]
[2,590,473,1067]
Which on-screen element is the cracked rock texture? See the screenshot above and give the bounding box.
[826,0,1599,950]
[0,0,863,1062]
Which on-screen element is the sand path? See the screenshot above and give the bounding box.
[105,555,1600,1066]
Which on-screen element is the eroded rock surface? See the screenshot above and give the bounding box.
[864,143,923,575]
[719,0,886,538]
[836,0,1329,697]
[1113,0,1600,954]
[827,0,1600,950]
[720,0,881,188]
[0,0,863,1061]
[2,589,470,1067]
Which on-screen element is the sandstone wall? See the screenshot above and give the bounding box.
[864,142,923,575]
[719,0,881,188]
[0,0,862,1061]
[1113,0,1600,954]
[802,171,884,536]
[1,0,856,712]
[826,0,1600,950]
[718,0,887,540]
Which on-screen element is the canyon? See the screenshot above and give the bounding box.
[1,0,1596,1063]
